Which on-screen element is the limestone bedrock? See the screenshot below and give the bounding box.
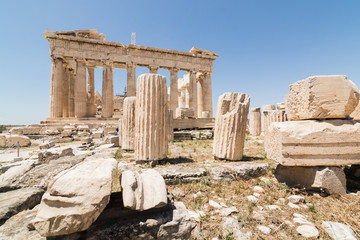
[32,158,117,237]
[213,92,250,160]
[266,119,360,166]
[285,75,359,120]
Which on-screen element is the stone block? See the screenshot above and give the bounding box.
[285,75,359,120]
[32,158,118,237]
[0,187,45,225]
[266,120,360,166]
[61,129,73,137]
[9,127,23,135]
[38,147,73,162]
[213,92,250,160]
[5,135,31,147]
[40,127,60,135]
[22,127,41,135]
[92,130,104,139]
[39,141,55,150]
[77,125,89,131]
[0,135,6,146]
[175,107,195,119]
[275,165,346,194]
[105,135,119,147]
[121,169,167,211]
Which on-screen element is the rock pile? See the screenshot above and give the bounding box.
[266,75,360,194]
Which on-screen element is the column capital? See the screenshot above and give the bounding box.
[169,68,179,73]
[75,58,85,63]
[148,65,159,70]
[127,64,137,69]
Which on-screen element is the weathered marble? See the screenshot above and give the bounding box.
[285,75,359,120]
[135,74,168,161]
[213,92,250,160]
[122,97,136,151]
[32,158,117,237]
[249,107,261,136]
[266,120,360,166]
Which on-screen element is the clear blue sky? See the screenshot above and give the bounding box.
[1,0,360,125]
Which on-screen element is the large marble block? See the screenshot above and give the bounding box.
[266,119,360,166]
[285,75,359,120]
[32,158,117,237]
[213,92,250,160]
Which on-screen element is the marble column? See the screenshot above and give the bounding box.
[86,65,96,117]
[62,65,70,118]
[148,66,159,74]
[67,60,76,118]
[127,64,136,97]
[102,64,114,118]
[249,107,261,136]
[188,71,197,116]
[203,72,213,117]
[135,74,168,162]
[74,60,87,118]
[49,58,65,118]
[169,69,178,118]
[197,74,205,118]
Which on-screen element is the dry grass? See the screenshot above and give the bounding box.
[166,136,360,239]
[113,135,360,239]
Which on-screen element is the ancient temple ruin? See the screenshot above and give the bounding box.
[43,29,218,126]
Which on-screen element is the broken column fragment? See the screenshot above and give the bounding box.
[213,92,250,160]
[135,74,168,162]
[121,169,168,211]
[249,107,261,136]
[121,97,136,151]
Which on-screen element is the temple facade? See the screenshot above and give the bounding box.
[43,29,218,120]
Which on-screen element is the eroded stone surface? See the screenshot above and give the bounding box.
[135,74,168,161]
[267,120,360,166]
[32,158,117,237]
[213,92,250,160]
[122,97,136,150]
[0,187,44,225]
[285,75,359,120]
[155,166,207,184]
[121,169,167,211]
[322,221,357,240]
[275,165,346,194]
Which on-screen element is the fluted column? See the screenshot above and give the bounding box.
[197,74,205,118]
[86,65,96,117]
[169,69,178,118]
[122,97,136,150]
[67,60,76,118]
[102,64,114,118]
[127,64,136,96]
[62,65,70,118]
[249,107,261,136]
[148,66,159,74]
[213,93,250,160]
[135,74,168,161]
[49,58,65,118]
[203,72,213,117]
[188,71,197,116]
[74,60,87,118]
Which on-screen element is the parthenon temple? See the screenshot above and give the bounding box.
[43,29,218,125]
